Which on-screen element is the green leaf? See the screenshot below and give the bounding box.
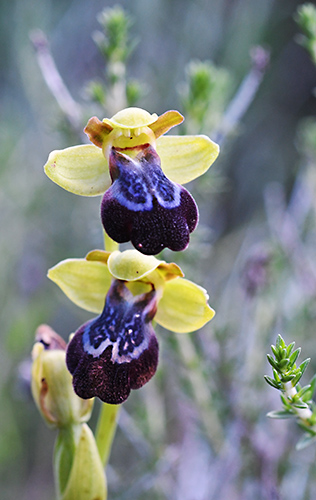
[280,393,292,408]
[155,278,215,333]
[292,375,302,386]
[44,145,111,196]
[288,348,301,369]
[292,371,304,386]
[299,358,311,377]
[156,134,219,184]
[267,410,293,419]
[278,358,290,370]
[267,354,280,372]
[273,368,281,382]
[281,374,295,383]
[48,258,112,313]
[286,342,295,357]
[276,334,285,349]
[271,344,279,359]
[297,384,312,399]
[293,402,309,409]
[280,348,287,360]
[264,375,281,390]
[296,433,316,451]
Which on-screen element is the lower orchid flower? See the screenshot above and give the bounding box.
[48,249,215,404]
[44,107,219,255]
[66,280,159,404]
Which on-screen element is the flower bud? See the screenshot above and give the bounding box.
[31,325,93,427]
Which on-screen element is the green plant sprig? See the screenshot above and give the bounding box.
[265,334,316,449]
[87,5,143,112]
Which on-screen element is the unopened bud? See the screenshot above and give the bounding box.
[31,325,93,427]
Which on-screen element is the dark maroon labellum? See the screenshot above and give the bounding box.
[100,145,198,255]
[66,280,159,404]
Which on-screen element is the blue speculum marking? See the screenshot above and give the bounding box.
[110,147,181,212]
[82,281,156,363]
[119,168,151,207]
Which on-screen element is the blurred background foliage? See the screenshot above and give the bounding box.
[2,0,316,499]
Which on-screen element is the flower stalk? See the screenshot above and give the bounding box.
[95,403,120,467]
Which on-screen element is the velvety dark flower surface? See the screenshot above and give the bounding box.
[66,279,159,404]
[101,145,198,255]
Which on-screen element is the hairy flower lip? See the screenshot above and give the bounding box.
[101,144,199,255]
[66,279,159,404]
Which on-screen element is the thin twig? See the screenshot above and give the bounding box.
[30,29,83,133]
[215,46,270,146]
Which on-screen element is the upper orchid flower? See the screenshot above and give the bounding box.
[48,249,215,404]
[44,107,219,255]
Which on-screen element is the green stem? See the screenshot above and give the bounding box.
[95,403,120,467]
[103,231,119,253]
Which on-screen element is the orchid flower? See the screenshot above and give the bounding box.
[48,249,215,404]
[44,107,219,255]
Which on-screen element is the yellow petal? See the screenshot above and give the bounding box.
[107,250,161,281]
[44,145,111,196]
[156,135,219,184]
[48,259,112,313]
[155,278,215,333]
[150,110,184,138]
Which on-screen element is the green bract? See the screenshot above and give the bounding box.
[48,249,215,334]
[58,424,107,500]
[44,107,219,196]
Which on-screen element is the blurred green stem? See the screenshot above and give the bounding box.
[176,334,223,451]
[96,403,120,467]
